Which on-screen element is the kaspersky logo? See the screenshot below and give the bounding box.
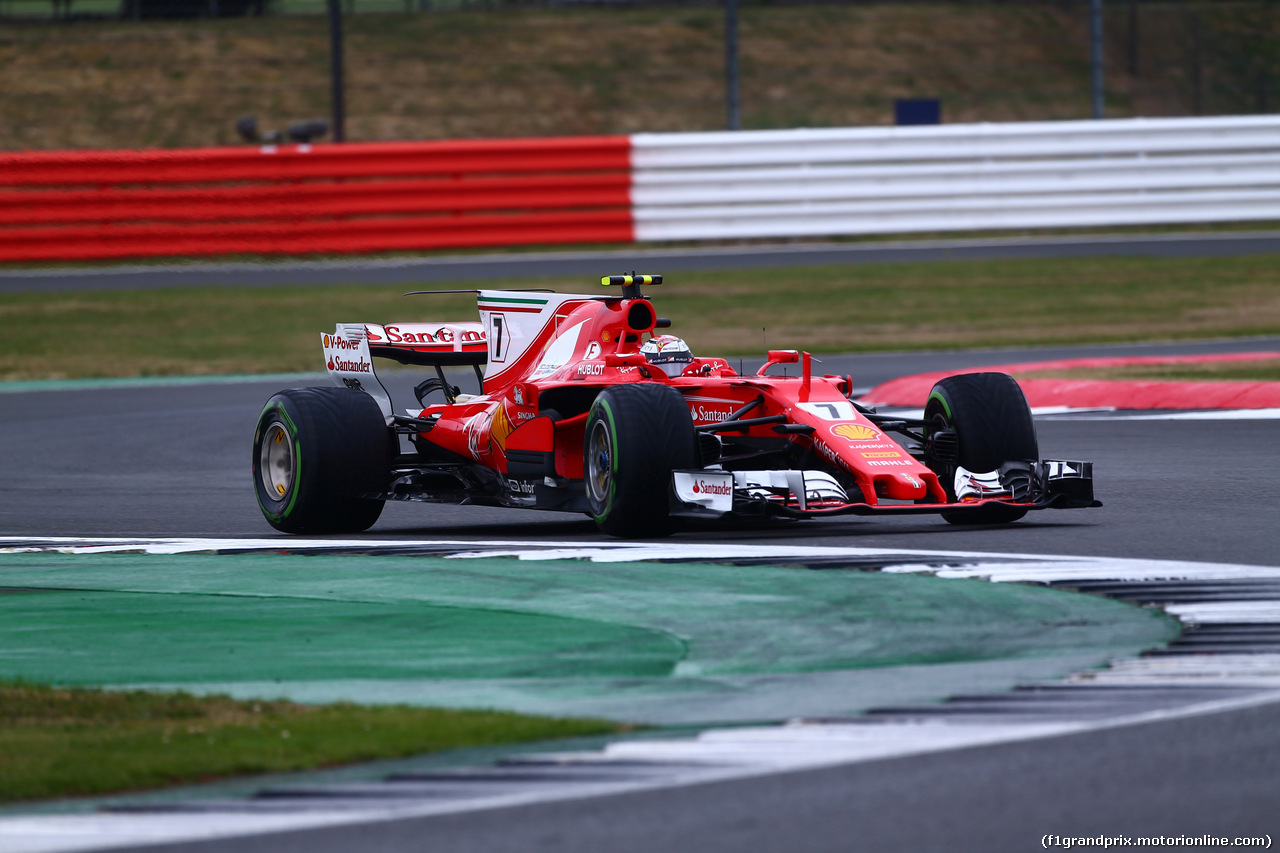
[691,479,732,495]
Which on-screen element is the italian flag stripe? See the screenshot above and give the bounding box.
[478,297,548,307]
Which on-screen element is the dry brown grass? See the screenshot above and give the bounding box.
[3,2,1271,151]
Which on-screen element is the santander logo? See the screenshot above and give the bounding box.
[328,356,371,373]
[693,479,731,496]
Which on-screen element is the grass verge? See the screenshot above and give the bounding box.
[1017,358,1280,383]
[3,253,1280,381]
[0,681,621,804]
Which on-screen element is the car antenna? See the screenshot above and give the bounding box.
[402,288,557,296]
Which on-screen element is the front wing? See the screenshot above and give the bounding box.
[669,460,1100,520]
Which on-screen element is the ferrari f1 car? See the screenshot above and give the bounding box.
[252,275,1099,537]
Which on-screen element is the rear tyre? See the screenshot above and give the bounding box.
[252,387,393,534]
[924,373,1038,525]
[584,384,698,538]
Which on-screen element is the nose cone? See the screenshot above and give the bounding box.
[876,471,928,500]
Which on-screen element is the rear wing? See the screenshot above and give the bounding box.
[323,322,487,424]
[361,322,487,366]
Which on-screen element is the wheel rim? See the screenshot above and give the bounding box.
[586,419,613,506]
[259,422,295,501]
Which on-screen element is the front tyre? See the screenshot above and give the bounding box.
[924,372,1038,526]
[252,387,393,534]
[584,384,698,538]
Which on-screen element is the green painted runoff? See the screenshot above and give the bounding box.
[0,553,1178,724]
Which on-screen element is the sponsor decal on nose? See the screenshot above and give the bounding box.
[833,424,879,441]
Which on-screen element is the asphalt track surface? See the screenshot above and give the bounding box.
[5,338,1280,567]
[3,340,1280,851]
[3,229,1280,293]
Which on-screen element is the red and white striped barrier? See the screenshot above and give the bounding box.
[0,137,632,262]
[3,115,1279,262]
[629,115,1280,241]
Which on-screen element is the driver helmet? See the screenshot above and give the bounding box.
[640,334,695,377]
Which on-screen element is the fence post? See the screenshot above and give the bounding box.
[1127,0,1138,77]
[725,0,740,131]
[1091,0,1105,119]
[1191,11,1203,116]
[328,0,346,142]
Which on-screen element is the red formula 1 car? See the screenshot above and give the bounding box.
[252,275,1098,537]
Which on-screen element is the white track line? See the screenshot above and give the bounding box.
[873,406,1280,421]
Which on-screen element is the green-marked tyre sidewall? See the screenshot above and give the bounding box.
[923,373,1038,525]
[586,396,620,525]
[251,387,391,534]
[583,384,698,538]
[925,389,952,424]
[253,399,304,525]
